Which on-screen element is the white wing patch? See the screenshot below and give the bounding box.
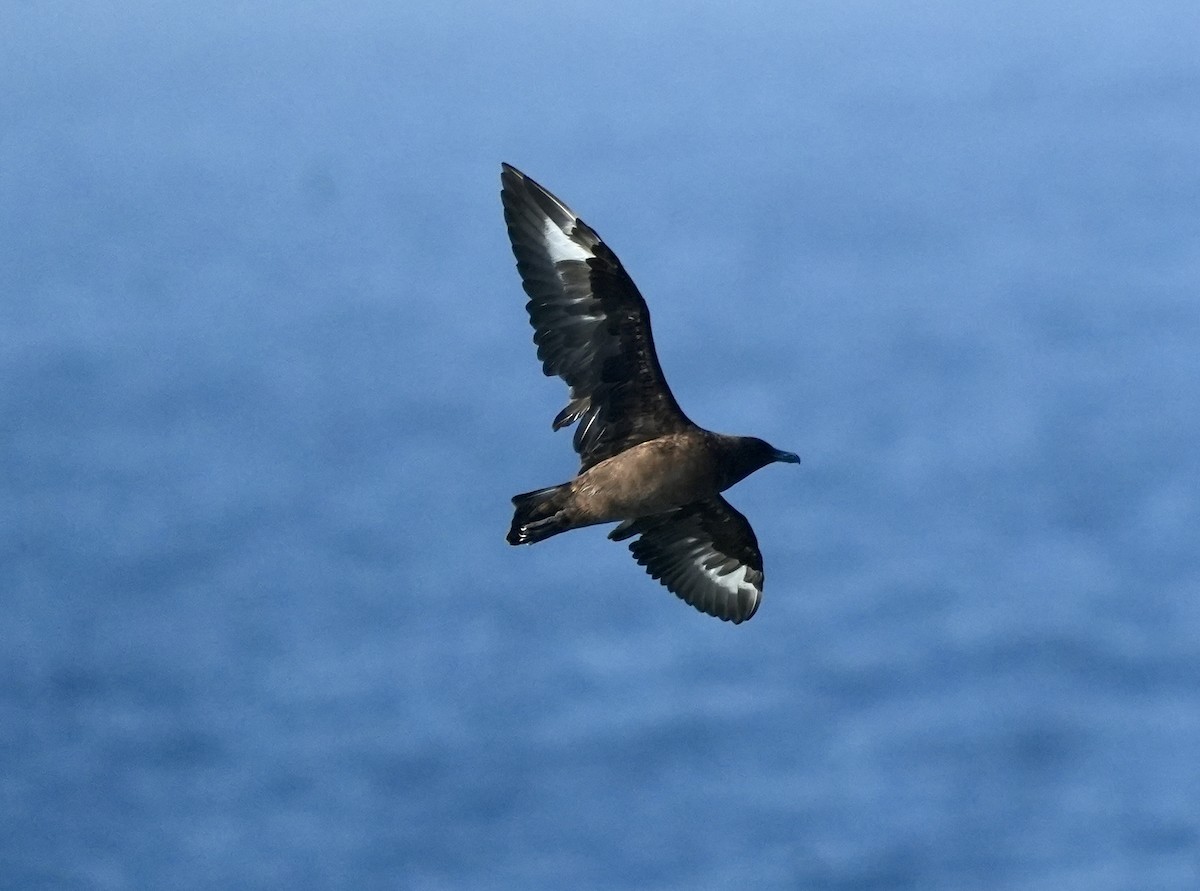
[678,537,759,606]
[542,218,592,265]
[703,562,756,600]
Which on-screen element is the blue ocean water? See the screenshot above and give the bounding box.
[3,2,1199,888]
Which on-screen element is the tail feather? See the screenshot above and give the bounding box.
[508,484,571,545]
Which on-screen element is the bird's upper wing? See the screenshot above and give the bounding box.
[501,164,694,472]
[609,496,764,623]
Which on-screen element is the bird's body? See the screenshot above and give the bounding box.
[500,164,799,623]
[533,434,719,531]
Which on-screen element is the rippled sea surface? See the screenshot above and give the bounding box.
[4,2,1199,888]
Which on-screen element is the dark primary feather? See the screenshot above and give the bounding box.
[609,497,764,624]
[500,164,693,472]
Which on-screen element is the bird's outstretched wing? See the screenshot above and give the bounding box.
[501,163,694,472]
[609,496,764,623]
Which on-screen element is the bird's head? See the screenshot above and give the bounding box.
[718,436,801,489]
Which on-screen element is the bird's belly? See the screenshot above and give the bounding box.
[568,441,717,523]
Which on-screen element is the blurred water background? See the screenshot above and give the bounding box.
[3,1,1199,888]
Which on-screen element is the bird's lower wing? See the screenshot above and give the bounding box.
[609,496,764,623]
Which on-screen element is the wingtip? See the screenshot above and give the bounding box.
[500,163,523,193]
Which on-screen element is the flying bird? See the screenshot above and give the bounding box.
[500,163,800,623]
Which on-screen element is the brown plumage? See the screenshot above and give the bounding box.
[500,164,800,623]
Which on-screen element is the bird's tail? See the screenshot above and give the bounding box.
[508,484,571,545]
